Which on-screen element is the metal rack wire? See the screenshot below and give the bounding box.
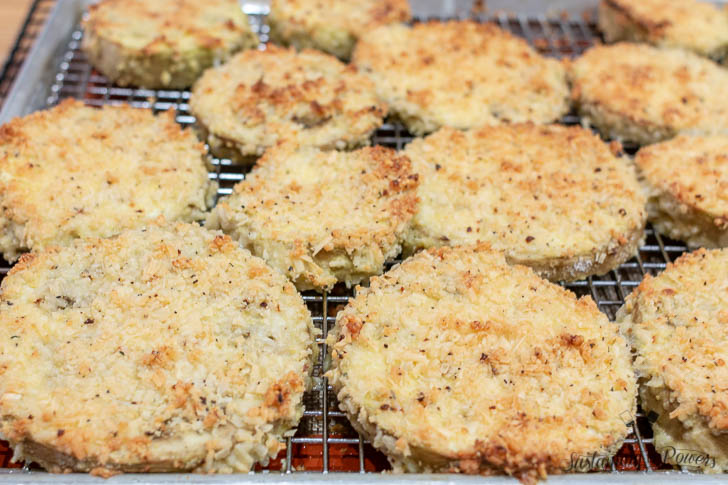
[0,1,710,477]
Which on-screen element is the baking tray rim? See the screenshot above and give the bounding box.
[0,0,726,483]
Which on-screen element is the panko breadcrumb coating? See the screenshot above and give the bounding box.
[268,0,411,60]
[82,0,258,89]
[0,100,216,262]
[617,248,728,472]
[206,144,418,291]
[403,123,646,281]
[0,222,318,475]
[635,134,728,248]
[598,0,728,64]
[569,42,728,145]
[352,21,570,136]
[329,244,636,483]
[190,46,386,163]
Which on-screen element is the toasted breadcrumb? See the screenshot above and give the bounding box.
[329,245,636,483]
[636,134,728,248]
[268,0,410,59]
[82,0,258,88]
[0,222,318,474]
[353,21,570,136]
[569,42,728,145]
[0,100,216,262]
[207,144,418,291]
[598,0,728,64]
[403,123,646,281]
[618,248,728,472]
[190,46,386,162]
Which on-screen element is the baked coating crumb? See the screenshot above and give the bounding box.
[636,134,728,248]
[0,100,216,262]
[353,21,570,136]
[82,0,258,89]
[403,123,646,281]
[617,248,728,472]
[190,46,386,161]
[268,0,410,59]
[0,221,318,474]
[598,0,728,64]
[206,144,418,291]
[329,245,636,483]
[569,42,728,145]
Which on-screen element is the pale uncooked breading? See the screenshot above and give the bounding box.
[0,222,317,475]
[0,100,216,262]
[329,245,636,483]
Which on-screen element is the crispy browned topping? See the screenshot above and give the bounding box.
[329,245,636,482]
[269,0,410,59]
[403,123,646,281]
[353,21,569,135]
[207,144,418,290]
[84,0,254,53]
[81,0,258,88]
[636,134,728,248]
[0,99,215,262]
[569,42,728,144]
[619,248,728,471]
[190,46,386,158]
[0,222,317,473]
[598,0,728,61]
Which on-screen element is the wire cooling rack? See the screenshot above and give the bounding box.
[0,0,713,479]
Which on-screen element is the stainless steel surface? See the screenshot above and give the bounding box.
[0,0,725,483]
[1,470,728,485]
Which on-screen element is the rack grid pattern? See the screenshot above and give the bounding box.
[0,1,711,478]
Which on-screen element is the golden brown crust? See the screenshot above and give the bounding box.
[598,0,728,63]
[268,0,411,59]
[402,123,646,281]
[206,144,418,291]
[190,46,386,160]
[82,0,258,88]
[636,134,728,248]
[352,21,570,136]
[0,222,318,474]
[569,42,728,145]
[617,248,728,471]
[0,100,216,262]
[329,245,636,482]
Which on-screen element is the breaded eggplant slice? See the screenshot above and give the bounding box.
[268,0,410,60]
[569,42,728,145]
[329,245,636,483]
[190,46,386,163]
[82,0,258,89]
[0,222,317,475]
[636,134,728,248]
[402,123,646,281]
[617,248,728,472]
[0,99,216,262]
[206,144,418,291]
[598,0,728,65]
[352,21,570,136]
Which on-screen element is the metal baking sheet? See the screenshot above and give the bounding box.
[1,0,728,484]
